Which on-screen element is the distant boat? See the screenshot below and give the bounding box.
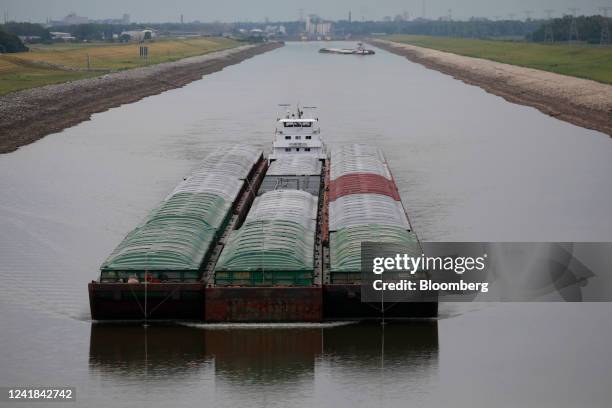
[319,42,375,55]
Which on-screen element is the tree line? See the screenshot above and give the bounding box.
[528,15,611,43]
[335,18,543,39]
[1,16,610,54]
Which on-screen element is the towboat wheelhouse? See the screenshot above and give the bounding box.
[270,105,327,160]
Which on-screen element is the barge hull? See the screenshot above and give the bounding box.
[205,287,322,322]
[90,283,436,321]
[323,284,438,320]
[88,283,204,320]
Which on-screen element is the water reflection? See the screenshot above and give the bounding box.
[206,328,321,385]
[322,322,438,370]
[89,322,438,389]
[88,324,212,380]
[318,323,439,406]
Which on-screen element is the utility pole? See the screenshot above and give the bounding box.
[568,8,579,43]
[600,7,611,45]
[544,9,555,43]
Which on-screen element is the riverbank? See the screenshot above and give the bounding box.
[384,35,612,84]
[370,39,612,137]
[0,37,240,95]
[0,41,282,153]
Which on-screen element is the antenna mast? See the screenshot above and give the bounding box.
[544,9,555,43]
[568,8,580,44]
[600,7,611,45]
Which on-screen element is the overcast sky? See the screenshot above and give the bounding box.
[1,0,606,24]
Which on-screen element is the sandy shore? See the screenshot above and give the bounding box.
[0,42,283,154]
[370,39,612,137]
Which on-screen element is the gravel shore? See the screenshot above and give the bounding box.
[0,42,283,153]
[370,39,612,137]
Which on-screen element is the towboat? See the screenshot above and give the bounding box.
[319,42,375,55]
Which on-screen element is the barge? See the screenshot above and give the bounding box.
[88,106,436,321]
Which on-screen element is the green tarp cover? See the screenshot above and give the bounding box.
[329,224,418,272]
[99,144,261,276]
[148,192,229,232]
[101,193,225,271]
[215,220,315,272]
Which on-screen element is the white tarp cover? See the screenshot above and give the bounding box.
[168,173,243,203]
[267,156,323,176]
[195,144,262,180]
[329,193,410,231]
[245,189,318,225]
[331,144,391,180]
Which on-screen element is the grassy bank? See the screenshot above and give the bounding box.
[0,37,240,95]
[385,35,612,84]
[0,58,98,95]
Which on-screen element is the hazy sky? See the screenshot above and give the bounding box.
[1,0,606,23]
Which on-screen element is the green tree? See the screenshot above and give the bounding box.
[3,22,52,42]
[0,27,29,52]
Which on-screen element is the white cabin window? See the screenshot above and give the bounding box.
[305,148,311,152]
[295,148,300,152]
[285,135,291,140]
[283,122,313,128]
[285,148,291,152]
[306,136,312,140]
[295,136,301,140]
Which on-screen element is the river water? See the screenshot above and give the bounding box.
[0,41,611,407]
